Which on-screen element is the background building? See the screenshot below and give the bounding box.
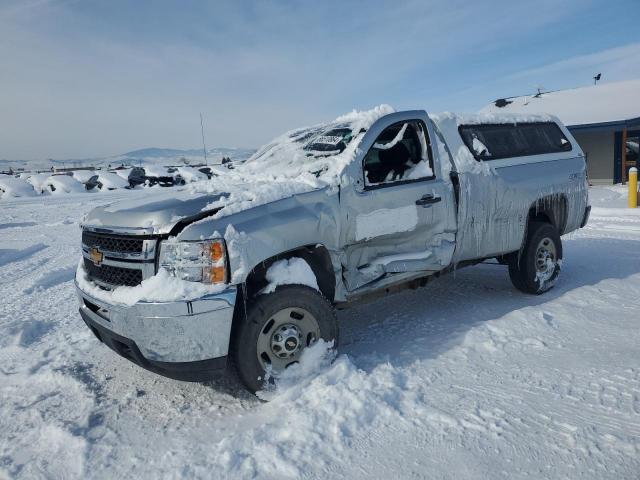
[481,79,640,184]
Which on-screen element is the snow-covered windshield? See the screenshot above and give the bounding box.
[304,127,355,155]
[245,124,357,178]
[190,105,394,218]
[241,105,394,182]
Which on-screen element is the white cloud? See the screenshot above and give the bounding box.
[0,0,632,159]
[506,43,640,87]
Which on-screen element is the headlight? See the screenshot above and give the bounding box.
[158,239,227,284]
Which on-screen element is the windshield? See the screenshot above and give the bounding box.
[187,105,394,219]
[244,105,395,181]
[241,120,370,182]
[189,105,395,211]
[303,127,355,155]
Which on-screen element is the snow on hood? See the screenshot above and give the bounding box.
[82,189,228,233]
[83,105,394,233]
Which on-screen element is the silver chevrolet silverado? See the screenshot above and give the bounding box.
[75,109,590,392]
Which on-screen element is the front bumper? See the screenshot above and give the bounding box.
[76,281,237,382]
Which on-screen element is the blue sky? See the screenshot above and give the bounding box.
[1,0,639,159]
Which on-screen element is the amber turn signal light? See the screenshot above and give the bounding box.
[207,242,224,262]
[204,266,226,284]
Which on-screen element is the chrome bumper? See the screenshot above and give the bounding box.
[75,281,237,381]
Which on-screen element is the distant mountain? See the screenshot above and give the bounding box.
[121,147,252,159]
[0,147,256,173]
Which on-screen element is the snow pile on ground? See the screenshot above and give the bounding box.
[261,258,319,294]
[176,166,207,183]
[143,165,169,177]
[0,175,37,198]
[213,340,419,477]
[257,340,336,399]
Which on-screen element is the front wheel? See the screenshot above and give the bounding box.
[509,222,563,294]
[232,285,338,393]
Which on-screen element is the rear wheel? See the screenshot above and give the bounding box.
[232,285,338,393]
[509,222,562,294]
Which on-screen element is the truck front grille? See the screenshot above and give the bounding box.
[81,230,156,289]
[83,259,144,287]
[82,231,144,254]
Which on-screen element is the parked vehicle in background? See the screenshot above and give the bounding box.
[175,167,208,183]
[0,174,38,198]
[75,107,590,393]
[127,167,146,188]
[198,166,214,179]
[94,171,129,190]
[43,174,85,194]
[84,175,100,191]
[24,173,53,193]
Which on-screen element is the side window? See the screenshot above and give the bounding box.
[459,122,572,161]
[363,121,434,187]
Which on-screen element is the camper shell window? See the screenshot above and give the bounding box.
[459,122,572,161]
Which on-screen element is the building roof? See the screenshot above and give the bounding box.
[479,79,640,130]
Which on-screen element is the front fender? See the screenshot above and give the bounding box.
[176,188,342,286]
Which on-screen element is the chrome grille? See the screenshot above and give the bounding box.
[83,259,143,287]
[82,231,144,254]
[81,229,157,289]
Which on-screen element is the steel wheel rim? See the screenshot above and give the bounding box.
[535,236,557,277]
[256,307,320,373]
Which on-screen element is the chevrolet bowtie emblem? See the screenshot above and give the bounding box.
[89,247,103,266]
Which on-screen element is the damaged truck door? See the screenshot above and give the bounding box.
[340,112,457,292]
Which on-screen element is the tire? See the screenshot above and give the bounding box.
[508,221,563,294]
[232,285,338,393]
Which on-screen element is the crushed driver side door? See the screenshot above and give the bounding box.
[339,111,457,292]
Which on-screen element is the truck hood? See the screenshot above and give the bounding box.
[82,189,229,235]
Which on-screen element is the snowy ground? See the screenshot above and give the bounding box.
[1,186,639,479]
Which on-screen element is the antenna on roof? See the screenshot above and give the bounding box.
[200,112,208,167]
[594,73,602,85]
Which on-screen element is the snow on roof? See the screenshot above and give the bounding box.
[479,79,640,127]
[97,171,129,189]
[43,174,85,194]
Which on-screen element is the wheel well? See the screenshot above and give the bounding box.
[528,195,568,233]
[241,245,336,303]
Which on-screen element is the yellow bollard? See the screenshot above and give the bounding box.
[629,167,638,208]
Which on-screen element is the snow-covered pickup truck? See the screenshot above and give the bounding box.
[75,106,590,392]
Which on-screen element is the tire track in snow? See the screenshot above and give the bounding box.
[23,265,76,294]
[0,243,47,267]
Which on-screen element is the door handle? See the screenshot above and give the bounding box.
[416,194,441,206]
